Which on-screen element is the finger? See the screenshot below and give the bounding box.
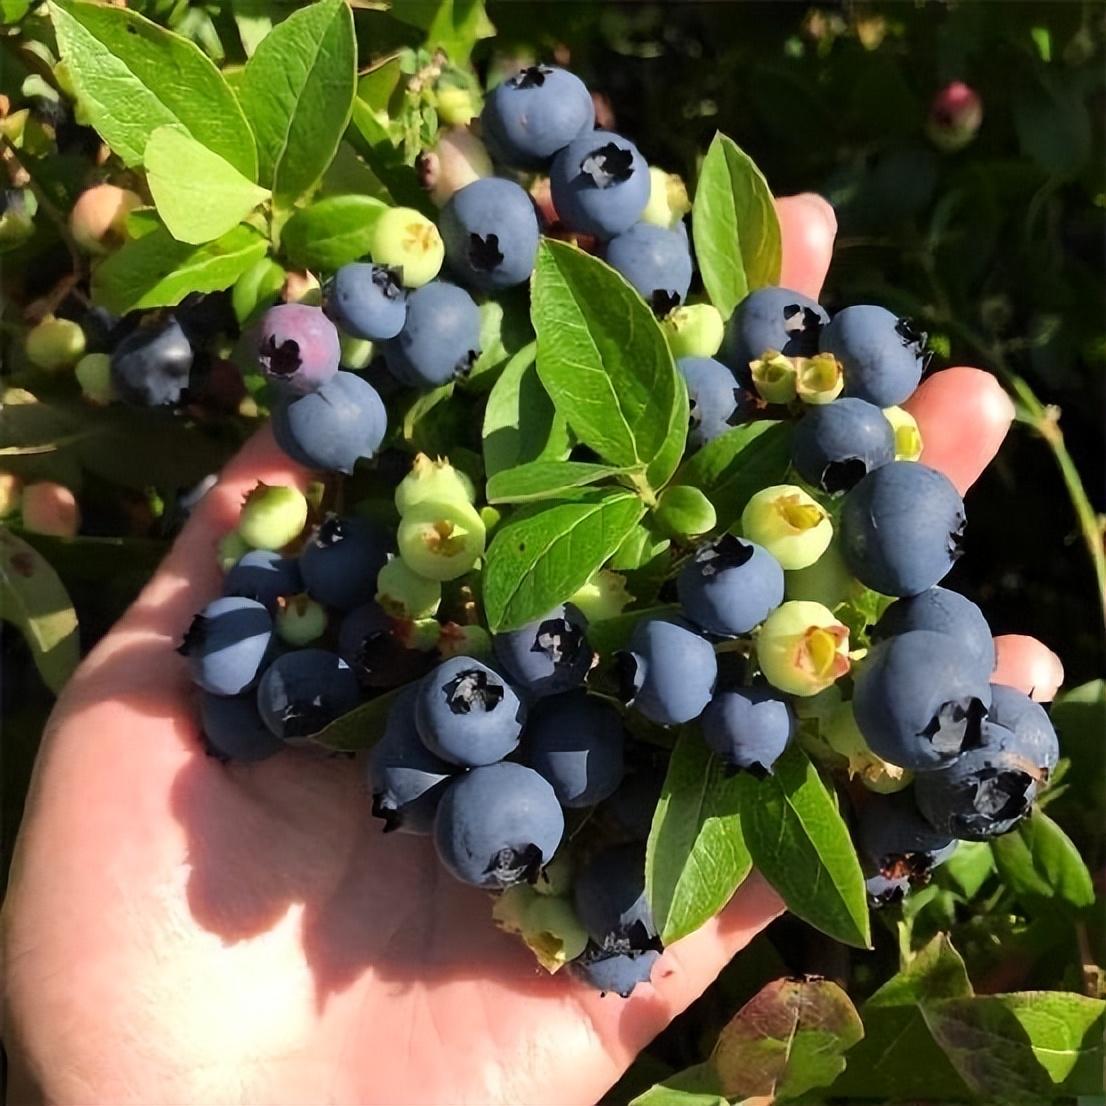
[775,193,837,301]
[903,366,1015,495]
[992,634,1065,702]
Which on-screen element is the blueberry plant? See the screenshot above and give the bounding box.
[1,1,1103,1102]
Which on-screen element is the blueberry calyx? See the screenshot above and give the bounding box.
[532,615,587,668]
[443,668,505,714]
[372,266,404,300]
[453,348,478,379]
[512,65,553,90]
[371,793,404,833]
[177,613,208,655]
[922,694,986,756]
[260,335,302,378]
[782,303,824,342]
[580,143,634,188]
[694,533,755,576]
[819,458,868,495]
[650,290,681,316]
[314,516,347,548]
[468,232,505,272]
[485,842,544,885]
[278,699,331,739]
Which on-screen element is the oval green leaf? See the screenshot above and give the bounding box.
[280,194,388,270]
[308,684,406,751]
[990,808,1095,915]
[486,460,632,505]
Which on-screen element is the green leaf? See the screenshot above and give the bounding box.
[231,0,272,56]
[737,744,870,948]
[531,239,687,493]
[630,1064,726,1106]
[237,0,356,206]
[646,729,754,945]
[1050,679,1106,810]
[672,421,792,532]
[466,290,535,393]
[990,808,1095,915]
[49,0,256,176]
[483,491,645,632]
[712,977,863,1101]
[309,684,406,751]
[0,526,80,694]
[940,840,996,900]
[280,194,388,270]
[391,0,494,64]
[481,342,570,479]
[91,223,268,314]
[692,132,781,319]
[145,126,269,245]
[1,0,31,23]
[486,461,632,505]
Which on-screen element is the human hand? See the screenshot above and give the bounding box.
[1,196,1061,1106]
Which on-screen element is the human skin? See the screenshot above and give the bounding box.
[0,195,1059,1106]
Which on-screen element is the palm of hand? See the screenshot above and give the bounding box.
[2,197,1060,1106]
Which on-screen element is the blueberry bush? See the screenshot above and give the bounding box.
[1,1,1103,1102]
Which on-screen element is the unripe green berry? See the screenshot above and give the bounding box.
[757,600,850,696]
[397,498,485,581]
[0,472,22,518]
[376,555,441,619]
[232,257,286,326]
[750,351,797,404]
[492,883,538,935]
[395,453,475,516]
[533,852,574,897]
[520,895,588,973]
[654,485,716,540]
[742,484,833,570]
[795,353,844,405]
[438,622,492,660]
[824,702,912,793]
[275,593,328,646]
[883,406,924,462]
[641,167,691,230]
[568,569,632,624]
[371,206,444,288]
[25,316,85,372]
[479,505,501,534]
[340,333,374,370]
[784,539,854,609]
[436,86,477,126]
[662,303,724,359]
[237,482,308,550]
[398,617,443,652]
[216,530,250,572]
[75,352,114,404]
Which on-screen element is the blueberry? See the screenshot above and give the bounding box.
[481,64,595,168]
[222,549,303,612]
[110,317,193,406]
[549,130,650,239]
[720,287,828,381]
[255,303,341,395]
[602,769,665,840]
[382,281,481,389]
[271,371,387,474]
[178,596,272,697]
[571,948,660,997]
[324,263,407,341]
[299,515,392,610]
[840,462,965,596]
[914,720,1042,840]
[677,356,753,447]
[677,534,784,637]
[440,177,540,291]
[416,655,527,767]
[337,601,392,677]
[617,617,717,726]
[255,648,360,741]
[987,683,1059,774]
[492,604,593,699]
[874,587,995,683]
[701,686,795,776]
[791,397,896,495]
[605,223,693,315]
[853,630,993,769]
[433,761,565,887]
[855,789,955,882]
[572,842,659,953]
[820,305,928,408]
[522,690,626,808]
[368,684,457,834]
[198,691,285,762]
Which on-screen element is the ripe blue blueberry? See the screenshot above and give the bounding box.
[178,595,272,697]
[368,685,457,834]
[677,534,784,637]
[914,720,1042,840]
[199,691,285,762]
[617,617,717,726]
[433,761,565,887]
[602,769,664,840]
[571,948,660,997]
[605,223,693,314]
[549,130,650,239]
[440,177,540,291]
[222,548,303,612]
[874,586,995,683]
[255,303,341,395]
[271,371,387,474]
[492,604,593,699]
[324,263,407,341]
[255,648,360,741]
[110,317,193,406]
[299,515,392,611]
[481,65,595,168]
[337,601,392,680]
[382,281,481,389]
[853,629,993,769]
[415,655,527,767]
[701,686,795,776]
[856,788,955,882]
[572,842,659,953]
[677,356,753,447]
[721,287,828,381]
[840,462,965,596]
[820,305,928,408]
[987,683,1059,774]
[522,690,626,807]
[791,397,896,494]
